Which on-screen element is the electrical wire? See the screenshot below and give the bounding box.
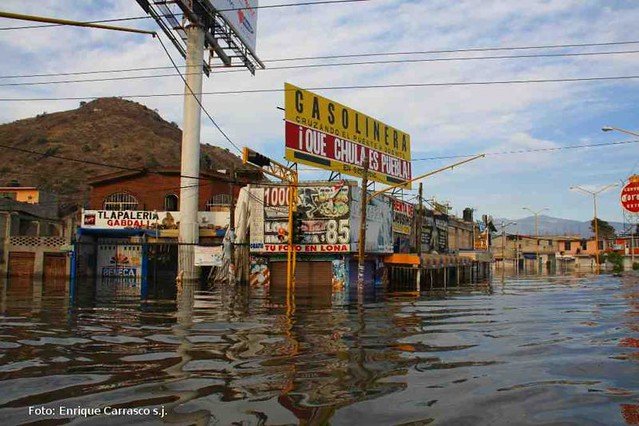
[4,39,639,80]
[154,34,242,154]
[3,74,639,102]
[412,139,639,161]
[0,0,371,31]
[4,49,639,87]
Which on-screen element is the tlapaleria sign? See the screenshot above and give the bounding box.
[284,83,412,188]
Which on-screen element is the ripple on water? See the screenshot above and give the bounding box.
[120,352,179,362]
[17,337,91,346]
[91,335,147,344]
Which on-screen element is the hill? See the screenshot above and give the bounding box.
[0,98,249,207]
[494,214,628,237]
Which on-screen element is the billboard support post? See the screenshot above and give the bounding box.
[178,24,205,282]
[357,154,370,290]
[417,182,423,257]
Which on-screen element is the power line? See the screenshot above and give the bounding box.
[265,40,639,63]
[0,0,371,30]
[3,74,639,102]
[0,142,239,183]
[4,49,639,87]
[154,35,242,154]
[412,139,639,161]
[3,39,639,80]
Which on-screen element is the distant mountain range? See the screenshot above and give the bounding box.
[493,215,632,237]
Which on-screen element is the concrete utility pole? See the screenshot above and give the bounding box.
[523,207,548,272]
[499,221,517,268]
[178,24,205,281]
[416,182,423,257]
[357,154,370,289]
[570,183,618,272]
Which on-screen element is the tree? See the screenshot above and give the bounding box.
[591,218,616,239]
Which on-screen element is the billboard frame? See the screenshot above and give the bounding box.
[136,0,264,75]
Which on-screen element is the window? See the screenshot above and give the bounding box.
[206,194,231,210]
[598,241,604,250]
[164,194,178,211]
[565,241,571,250]
[103,192,138,211]
[0,191,16,200]
[581,241,587,250]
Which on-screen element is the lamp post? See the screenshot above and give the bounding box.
[570,183,618,271]
[498,221,517,269]
[601,126,639,138]
[523,207,548,272]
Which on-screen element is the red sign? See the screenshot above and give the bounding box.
[621,179,639,213]
[393,199,414,217]
[285,122,412,184]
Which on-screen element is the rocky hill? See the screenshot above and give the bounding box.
[0,98,250,207]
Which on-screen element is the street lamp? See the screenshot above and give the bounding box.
[523,207,549,271]
[601,126,639,138]
[498,221,517,268]
[570,183,619,271]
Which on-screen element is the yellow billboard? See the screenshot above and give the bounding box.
[284,83,412,188]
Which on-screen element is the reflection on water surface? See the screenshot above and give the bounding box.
[1,272,639,425]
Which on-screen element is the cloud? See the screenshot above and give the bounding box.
[1,0,638,221]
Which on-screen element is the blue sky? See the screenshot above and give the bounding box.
[1,0,638,222]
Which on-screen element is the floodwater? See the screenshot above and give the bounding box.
[1,272,639,425]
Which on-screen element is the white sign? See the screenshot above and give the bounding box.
[194,246,224,266]
[81,210,228,230]
[212,0,258,54]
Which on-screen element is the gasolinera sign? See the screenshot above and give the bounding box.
[284,83,412,188]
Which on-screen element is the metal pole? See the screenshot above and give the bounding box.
[632,229,635,265]
[0,10,156,35]
[228,164,236,284]
[357,154,370,288]
[593,194,600,271]
[535,213,539,272]
[416,183,423,257]
[501,223,506,269]
[177,24,204,282]
[514,227,519,274]
[286,177,298,289]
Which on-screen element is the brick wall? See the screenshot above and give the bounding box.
[88,173,241,211]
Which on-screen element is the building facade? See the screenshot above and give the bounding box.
[1,189,72,295]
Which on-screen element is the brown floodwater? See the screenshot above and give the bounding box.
[1,272,639,425]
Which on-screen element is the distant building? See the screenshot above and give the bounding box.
[0,185,44,204]
[0,186,72,293]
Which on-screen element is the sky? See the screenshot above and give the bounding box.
[1,0,638,223]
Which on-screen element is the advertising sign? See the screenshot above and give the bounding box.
[97,244,142,292]
[350,189,393,254]
[392,199,414,235]
[211,0,258,54]
[621,176,639,213]
[250,184,351,253]
[284,83,412,188]
[420,211,435,252]
[81,210,227,230]
[194,246,223,266]
[434,214,449,253]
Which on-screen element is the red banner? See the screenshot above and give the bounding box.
[285,121,411,183]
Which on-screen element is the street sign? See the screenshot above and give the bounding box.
[621,175,639,213]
